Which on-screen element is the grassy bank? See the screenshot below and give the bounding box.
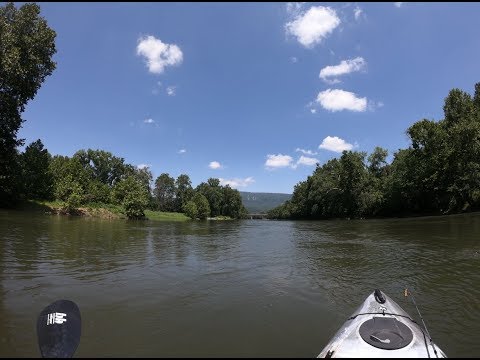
[144,210,190,221]
[13,200,239,222]
[15,200,194,221]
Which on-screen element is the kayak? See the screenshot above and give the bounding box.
[317,289,447,358]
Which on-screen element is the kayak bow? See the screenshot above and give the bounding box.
[318,289,447,358]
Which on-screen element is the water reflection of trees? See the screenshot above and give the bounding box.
[289,214,480,315]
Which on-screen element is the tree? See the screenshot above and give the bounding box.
[175,174,194,212]
[111,175,149,219]
[72,149,129,187]
[192,193,210,220]
[134,166,154,208]
[0,2,56,206]
[338,151,368,217]
[196,178,223,217]
[153,173,176,211]
[440,87,480,212]
[443,88,474,128]
[20,139,53,200]
[221,185,247,219]
[183,200,198,220]
[474,83,480,111]
[367,147,388,178]
[49,156,89,203]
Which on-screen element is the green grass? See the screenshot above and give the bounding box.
[144,210,190,221]
[17,200,193,221]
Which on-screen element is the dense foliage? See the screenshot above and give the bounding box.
[0,2,56,206]
[3,142,247,219]
[268,83,480,220]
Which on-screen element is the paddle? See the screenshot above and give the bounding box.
[36,300,81,358]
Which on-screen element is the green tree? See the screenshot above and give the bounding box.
[20,139,53,200]
[441,87,480,212]
[196,178,223,217]
[338,151,368,217]
[443,88,475,128]
[192,192,210,220]
[175,174,194,212]
[84,180,110,204]
[72,149,129,186]
[153,173,176,211]
[112,175,148,219]
[134,166,154,208]
[221,185,247,219]
[183,200,198,220]
[367,147,388,178]
[0,2,56,206]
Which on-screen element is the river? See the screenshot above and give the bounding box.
[0,210,479,357]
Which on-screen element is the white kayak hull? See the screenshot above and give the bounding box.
[317,290,447,358]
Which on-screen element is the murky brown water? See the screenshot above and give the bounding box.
[1,210,479,357]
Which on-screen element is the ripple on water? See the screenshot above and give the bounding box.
[1,214,480,357]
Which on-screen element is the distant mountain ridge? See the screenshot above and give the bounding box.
[239,191,292,213]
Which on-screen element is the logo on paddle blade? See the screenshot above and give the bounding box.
[46,312,67,325]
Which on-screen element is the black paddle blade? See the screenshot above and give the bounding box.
[36,300,81,358]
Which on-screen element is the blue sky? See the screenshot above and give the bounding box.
[20,2,480,194]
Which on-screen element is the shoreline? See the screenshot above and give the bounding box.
[8,200,236,221]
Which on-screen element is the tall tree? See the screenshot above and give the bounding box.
[175,174,194,212]
[20,139,53,200]
[196,178,223,217]
[367,147,388,178]
[221,185,247,219]
[153,173,176,211]
[72,149,128,187]
[338,151,367,217]
[192,192,210,220]
[111,175,149,219]
[0,2,56,206]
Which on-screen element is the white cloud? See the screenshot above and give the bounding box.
[136,35,183,74]
[285,6,340,48]
[319,136,354,153]
[295,148,317,155]
[394,2,403,8]
[319,57,366,83]
[316,89,367,112]
[219,177,255,189]
[209,161,222,169]
[310,108,317,114]
[144,118,155,124]
[137,164,151,170]
[297,155,319,166]
[178,149,186,154]
[265,154,294,169]
[354,6,363,20]
[166,86,176,96]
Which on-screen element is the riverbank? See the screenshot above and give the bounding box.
[11,200,237,221]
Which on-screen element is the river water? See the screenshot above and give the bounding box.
[0,210,479,357]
